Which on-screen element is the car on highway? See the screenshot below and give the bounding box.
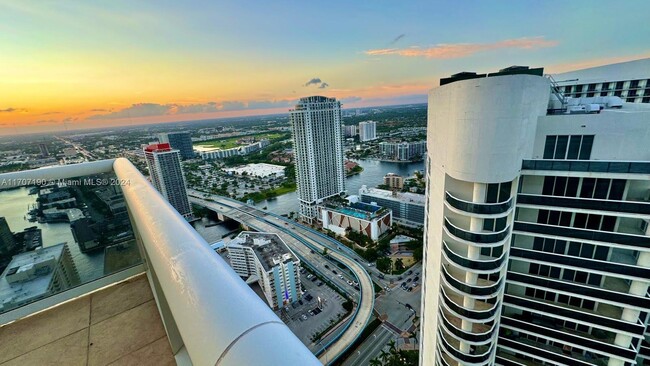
[378,274,385,279]
[347,280,353,286]
[384,286,391,292]
[317,282,323,287]
[324,264,330,269]
[407,270,413,275]
[332,270,337,275]
[406,278,412,283]
[413,276,419,282]
[338,274,343,279]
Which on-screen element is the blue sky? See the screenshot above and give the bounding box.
[1,0,649,134]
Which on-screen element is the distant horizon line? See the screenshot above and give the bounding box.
[0,102,427,139]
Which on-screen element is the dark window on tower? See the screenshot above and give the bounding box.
[609,179,626,200]
[554,136,569,159]
[566,178,579,197]
[580,178,596,198]
[582,300,595,310]
[586,215,601,230]
[601,216,617,232]
[595,246,609,260]
[573,214,588,228]
[630,80,639,89]
[568,242,581,256]
[567,136,581,159]
[564,86,573,94]
[555,240,566,254]
[560,212,572,227]
[594,179,610,199]
[579,135,594,160]
[601,82,610,91]
[499,181,512,202]
[542,176,555,195]
[486,183,499,203]
[580,244,595,258]
[543,136,557,159]
[588,274,602,286]
[537,210,550,224]
[563,269,575,281]
[615,81,625,90]
[533,237,544,251]
[553,177,567,196]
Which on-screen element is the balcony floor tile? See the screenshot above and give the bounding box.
[1,328,89,366]
[0,295,90,363]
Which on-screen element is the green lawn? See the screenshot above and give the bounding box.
[194,132,285,149]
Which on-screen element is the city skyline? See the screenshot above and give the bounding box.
[2,0,650,135]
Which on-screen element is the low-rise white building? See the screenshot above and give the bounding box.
[226,232,301,309]
[321,202,392,241]
[223,163,286,178]
[195,140,270,160]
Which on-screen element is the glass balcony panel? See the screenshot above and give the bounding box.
[445,191,512,215]
[444,218,509,244]
[0,172,142,315]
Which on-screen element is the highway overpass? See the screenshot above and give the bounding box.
[188,193,375,365]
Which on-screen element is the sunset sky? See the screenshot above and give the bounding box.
[1,0,649,135]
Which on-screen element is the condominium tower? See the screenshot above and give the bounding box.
[158,131,195,160]
[144,143,192,219]
[421,66,650,366]
[226,232,302,309]
[289,96,346,222]
[359,121,377,142]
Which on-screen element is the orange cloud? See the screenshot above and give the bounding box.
[546,53,650,74]
[365,37,558,59]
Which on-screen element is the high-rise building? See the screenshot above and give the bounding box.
[358,121,377,142]
[421,66,650,366]
[226,232,302,309]
[383,173,404,189]
[144,143,192,219]
[379,141,426,161]
[0,217,16,258]
[289,96,346,222]
[38,143,49,157]
[553,58,650,104]
[158,131,195,159]
[343,125,357,138]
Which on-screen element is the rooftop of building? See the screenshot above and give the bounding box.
[440,65,544,86]
[323,201,390,221]
[229,232,298,272]
[359,185,426,205]
[143,143,172,153]
[552,57,650,84]
[0,244,65,311]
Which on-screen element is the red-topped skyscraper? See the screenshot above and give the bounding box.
[143,143,192,219]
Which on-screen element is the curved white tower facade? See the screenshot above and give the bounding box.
[421,74,550,365]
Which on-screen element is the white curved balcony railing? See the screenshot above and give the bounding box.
[0,159,319,366]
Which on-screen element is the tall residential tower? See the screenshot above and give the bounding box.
[158,131,195,160]
[144,143,192,219]
[289,96,345,222]
[421,66,650,366]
